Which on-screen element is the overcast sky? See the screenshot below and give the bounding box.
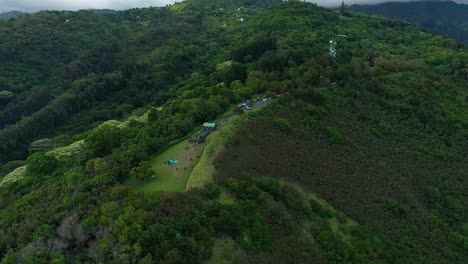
[0,0,467,13]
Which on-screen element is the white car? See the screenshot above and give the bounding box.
[262,98,267,102]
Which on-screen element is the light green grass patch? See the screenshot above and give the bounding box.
[0,166,26,188]
[47,140,84,159]
[125,137,209,192]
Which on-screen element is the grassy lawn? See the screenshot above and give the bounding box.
[125,137,210,192]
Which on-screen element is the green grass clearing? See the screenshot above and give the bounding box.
[125,136,210,192]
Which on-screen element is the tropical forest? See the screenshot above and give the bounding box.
[0,0,466,263]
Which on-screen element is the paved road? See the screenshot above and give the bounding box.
[216,98,275,126]
[242,99,272,112]
[217,114,236,125]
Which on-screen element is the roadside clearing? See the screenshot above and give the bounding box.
[186,115,245,190]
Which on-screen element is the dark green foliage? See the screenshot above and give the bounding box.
[85,124,122,157]
[384,198,407,217]
[241,215,272,252]
[206,183,221,199]
[26,153,58,176]
[129,161,156,181]
[31,224,55,241]
[214,87,466,263]
[1,251,66,264]
[147,108,160,122]
[82,173,116,190]
[217,177,390,262]
[231,36,277,62]
[220,62,247,86]
[318,125,346,145]
[139,214,213,262]
[272,118,292,134]
[213,206,243,237]
[257,178,281,199]
[324,225,391,263]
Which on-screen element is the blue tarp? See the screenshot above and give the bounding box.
[169,160,180,165]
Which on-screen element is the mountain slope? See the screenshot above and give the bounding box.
[0,11,25,20]
[0,0,466,263]
[349,0,468,43]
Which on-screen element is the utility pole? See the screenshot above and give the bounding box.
[329,39,337,59]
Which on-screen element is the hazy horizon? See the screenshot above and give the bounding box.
[0,0,467,13]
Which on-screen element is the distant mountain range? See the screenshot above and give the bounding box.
[0,11,25,20]
[86,9,116,14]
[0,9,115,20]
[349,0,468,43]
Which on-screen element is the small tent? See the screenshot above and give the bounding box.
[168,160,180,165]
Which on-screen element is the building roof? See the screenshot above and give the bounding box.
[203,122,216,128]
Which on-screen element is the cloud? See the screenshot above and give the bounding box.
[0,0,467,13]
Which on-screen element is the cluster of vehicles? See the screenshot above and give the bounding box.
[239,102,250,111]
[238,96,274,112]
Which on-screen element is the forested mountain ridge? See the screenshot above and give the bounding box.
[0,11,25,20]
[348,0,468,43]
[0,0,466,263]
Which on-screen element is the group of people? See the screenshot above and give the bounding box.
[162,144,201,172]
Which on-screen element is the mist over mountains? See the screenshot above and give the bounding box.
[0,10,23,19]
[349,0,468,43]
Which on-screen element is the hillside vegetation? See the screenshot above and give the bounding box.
[0,0,466,263]
[0,11,25,20]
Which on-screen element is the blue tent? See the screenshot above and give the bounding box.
[169,160,180,165]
